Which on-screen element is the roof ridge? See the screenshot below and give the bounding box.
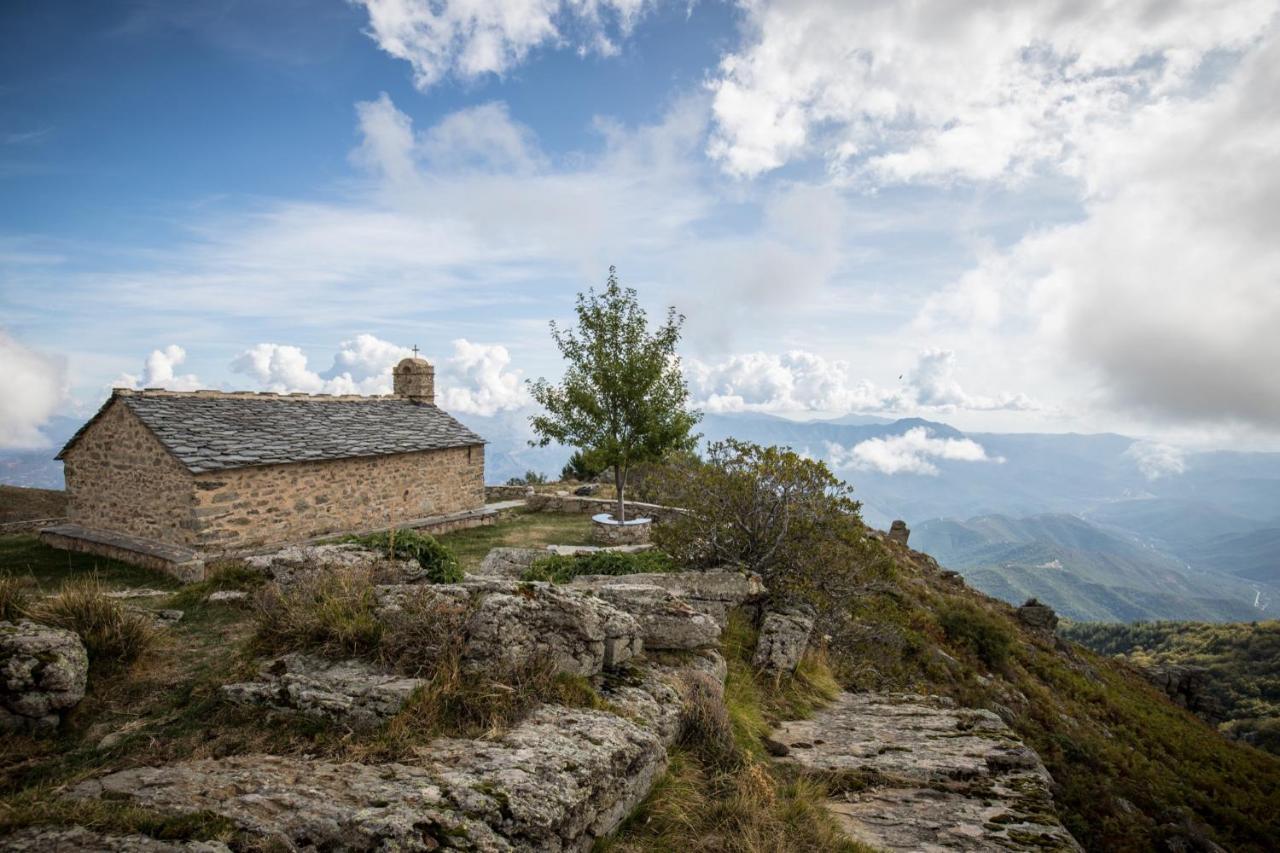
[112,388,398,403]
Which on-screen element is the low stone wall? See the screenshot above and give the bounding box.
[527,494,684,524]
[483,484,535,501]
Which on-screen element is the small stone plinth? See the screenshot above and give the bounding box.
[591,513,652,546]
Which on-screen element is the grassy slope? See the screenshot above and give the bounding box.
[1061,619,1280,754]
[0,485,67,524]
[5,518,1280,851]
[835,538,1280,851]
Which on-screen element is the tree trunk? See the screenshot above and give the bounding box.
[615,466,626,523]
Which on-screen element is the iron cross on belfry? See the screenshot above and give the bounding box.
[411,345,420,358]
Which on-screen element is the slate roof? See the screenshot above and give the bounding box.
[57,393,486,474]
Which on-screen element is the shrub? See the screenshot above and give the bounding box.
[31,577,156,670]
[521,549,677,583]
[349,529,463,584]
[251,567,383,660]
[0,574,32,621]
[647,439,867,600]
[505,470,549,486]
[560,449,606,482]
[938,598,1014,669]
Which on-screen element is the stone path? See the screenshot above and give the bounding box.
[771,693,1081,852]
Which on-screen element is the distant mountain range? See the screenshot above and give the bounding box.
[5,407,1277,623]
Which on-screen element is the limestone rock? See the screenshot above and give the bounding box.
[71,706,669,852]
[572,483,600,496]
[568,570,765,628]
[71,755,506,852]
[474,547,545,580]
[1142,663,1219,718]
[772,693,1081,851]
[0,620,88,733]
[462,582,642,675]
[601,650,727,746]
[887,520,910,545]
[753,605,814,675]
[1017,598,1059,631]
[375,580,642,676]
[1,827,230,852]
[585,584,720,650]
[206,590,247,603]
[221,653,426,729]
[126,607,184,629]
[244,543,419,586]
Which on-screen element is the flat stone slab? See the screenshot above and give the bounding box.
[773,693,1081,852]
[40,524,204,582]
[1,827,230,852]
[221,653,427,729]
[568,570,765,628]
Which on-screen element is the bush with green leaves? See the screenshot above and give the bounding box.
[505,470,549,486]
[521,549,677,583]
[347,529,463,584]
[937,598,1014,670]
[560,449,607,482]
[647,439,869,600]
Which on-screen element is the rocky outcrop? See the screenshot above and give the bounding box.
[1017,598,1059,631]
[221,653,426,729]
[887,520,910,545]
[1,827,230,852]
[70,649,727,852]
[568,569,765,628]
[244,543,420,586]
[753,604,814,675]
[584,584,720,650]
[473,547,544,580]
[375,580,642,677]
[771,692,1081,851]
[1141,664,1219,719]
[0,620,89,733]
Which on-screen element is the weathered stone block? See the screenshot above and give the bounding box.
[0,620,89,733]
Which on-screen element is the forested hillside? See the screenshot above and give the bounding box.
[1062,620,1280,755]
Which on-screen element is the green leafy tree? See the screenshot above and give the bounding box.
[529,267,700,521]
[649,439,867,598]
[560,448,607,482]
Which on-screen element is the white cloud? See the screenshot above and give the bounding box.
[229,335,526,415]
[352,0,652,90]
[230,334,412,395]
[1125,441,1187,480]
[0,330,67,449]
[686,350,901,413]
[707,0,1273,180]
[908,348,1035,412]
[686,347,1034,415]
[828,426,1003,476]
[919,23,1280,428]
[114,345,204,392]
[438,339,529,416]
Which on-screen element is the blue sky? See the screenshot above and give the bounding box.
[3,0,1279,456]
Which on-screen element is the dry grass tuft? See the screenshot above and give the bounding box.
[29,576,156,670]
[677,670,742,772]
[0,574,33,622]
[250,566,383,660]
